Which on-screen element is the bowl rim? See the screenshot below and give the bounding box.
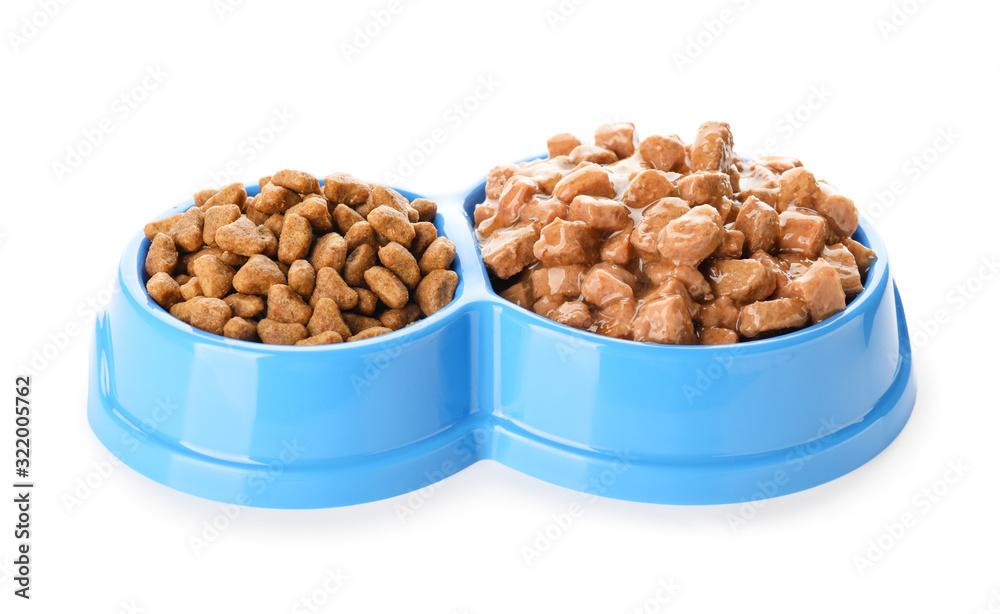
[460,166,891,355]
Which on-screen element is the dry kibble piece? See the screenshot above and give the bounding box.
[287,260,316,298]
[547,133,582,158]
[415,269,458,316]
[145,233,178,276]
[180,277,203,300]
[202,183,247,211]
[170,297,232,336]
[307,298,352,339]
[215,216,267,256]
[255,184,301,214]
[410,222,438,259]
[257,319,308,345]
[203,204,242,247]
[257,225,278,258]
[177,247,223,274]
[245,206,270,226]
[323,172,370,205]
[295,331,344,346]
[289,198,334,233]
[168,207,205,253]
[417,237,456,275]
[348,327,393,342]
[271,169,319,194]
[368,184,410,213]
[232,254,286,295]
[410,199,438,223]
[146,272,183,309]
[264,213,284,237]
[224,293,264,318]
[333,203,365,234]
[218,250,248,268]
[219,250,247,268]
[367,205,415,248]
[345,290,373,317]
[144,212,183,241]
[223,317,258,342]
[267,284,313,325]
[364,266,409,309]
[379,242,422,288]
[311,267,358,310]
[738,298,809,338]
[403,302,423,323]
[342,243,377,287]
[638,135,686,172]
[308,232,348,272]
[342,312,384,335]
[194,188,218,208]
[278,213,314,264]
[344,220,377,252]
[380,308,410,331]
[189,254,235,299]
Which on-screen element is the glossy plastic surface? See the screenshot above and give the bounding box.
[88,178,916,507]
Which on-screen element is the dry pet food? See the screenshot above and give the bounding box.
[475,122,875,345]
[143,171,457,345]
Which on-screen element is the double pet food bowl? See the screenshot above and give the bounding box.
[87,172,917,507]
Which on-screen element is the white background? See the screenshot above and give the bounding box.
[2,0,999,612]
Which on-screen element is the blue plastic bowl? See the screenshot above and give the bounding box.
[88,178,916,507]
